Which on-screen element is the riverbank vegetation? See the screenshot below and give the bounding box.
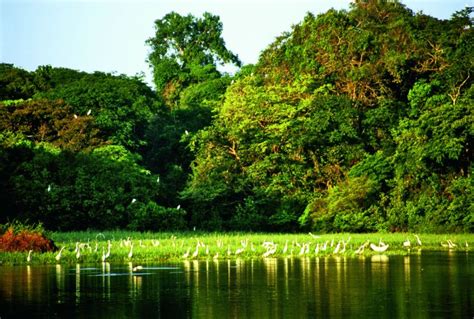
[0,1,472,233]
[0,230,472,265]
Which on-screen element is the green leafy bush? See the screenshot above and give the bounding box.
[128,202,187,231]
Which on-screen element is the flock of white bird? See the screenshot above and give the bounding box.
[24,233,469,263]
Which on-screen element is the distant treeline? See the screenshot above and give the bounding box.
[0,0,472,232]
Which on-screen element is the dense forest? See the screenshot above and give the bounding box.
[1,1,472,233]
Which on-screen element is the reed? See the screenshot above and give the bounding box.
[0,232,472,265]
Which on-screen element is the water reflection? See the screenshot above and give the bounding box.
[0,253,473,318]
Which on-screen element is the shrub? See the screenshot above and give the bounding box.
[128,201,187,231]
[0,221,57,252]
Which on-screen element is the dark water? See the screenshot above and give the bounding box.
[1,252,472,318]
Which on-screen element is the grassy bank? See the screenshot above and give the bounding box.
[0,231,472,265]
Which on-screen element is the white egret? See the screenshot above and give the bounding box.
[128,243,134,259]
[192,245,199,258]
[299,244,306,256]
[314,243,320,255]
[74,114,78,119]
[354,244,365,255]
[321,241,328,251]
[308,232,321,239]
[282,240,289,254]
[403,239,411,248]
[86,109,91,116]
[182,248,190,259]
[101,248,107,262]
[262,244,277,258]
[447,240,457,249]
[47,184,51,192]
[414,235,422,246]
[27,250,33,263]
[131,198,137,204]
[132,265,143,272]
[370,242,389,252]
[105,244,111,259]
[333,241,341,254]
[55,247,65,262]
[176,204,181,210]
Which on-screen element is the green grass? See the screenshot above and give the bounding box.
[0,231,472,265]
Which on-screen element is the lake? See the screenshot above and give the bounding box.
[1,252,472,318]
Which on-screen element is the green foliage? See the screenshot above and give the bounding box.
[147,11,240,108]
[307,176,384,232]
[0,220,46,236]
[128,202,187,231]
[35,71,157,150]
[184,3,473,233]
[0,98,105,151]
[0,4,472,233]
[0,134,163,230]
[0,64,37,100]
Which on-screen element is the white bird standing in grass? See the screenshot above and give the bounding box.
[333,241,341,254]
[262,244,277,258]
[128,243,134,259]
[403,239,411,248]
[182,248,190,259]
[354,243,365,255]
[309,232,321,239]
[414,235,422,246]
[447,240,457,249]
[321,241,328,251]
[192,245,199,258]
[55,247,65,262]
[282,240,289,254]
[101,248,107,262]
[27,250,33,263]
[370,240,389,252]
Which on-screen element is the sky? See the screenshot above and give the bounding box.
[1,0,472,86]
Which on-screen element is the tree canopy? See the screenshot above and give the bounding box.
[0,4,472,232]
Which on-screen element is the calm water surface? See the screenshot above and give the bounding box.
[1,252,472,318]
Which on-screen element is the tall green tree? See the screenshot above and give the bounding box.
[146,12,241,108]
[36,72,158,151]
